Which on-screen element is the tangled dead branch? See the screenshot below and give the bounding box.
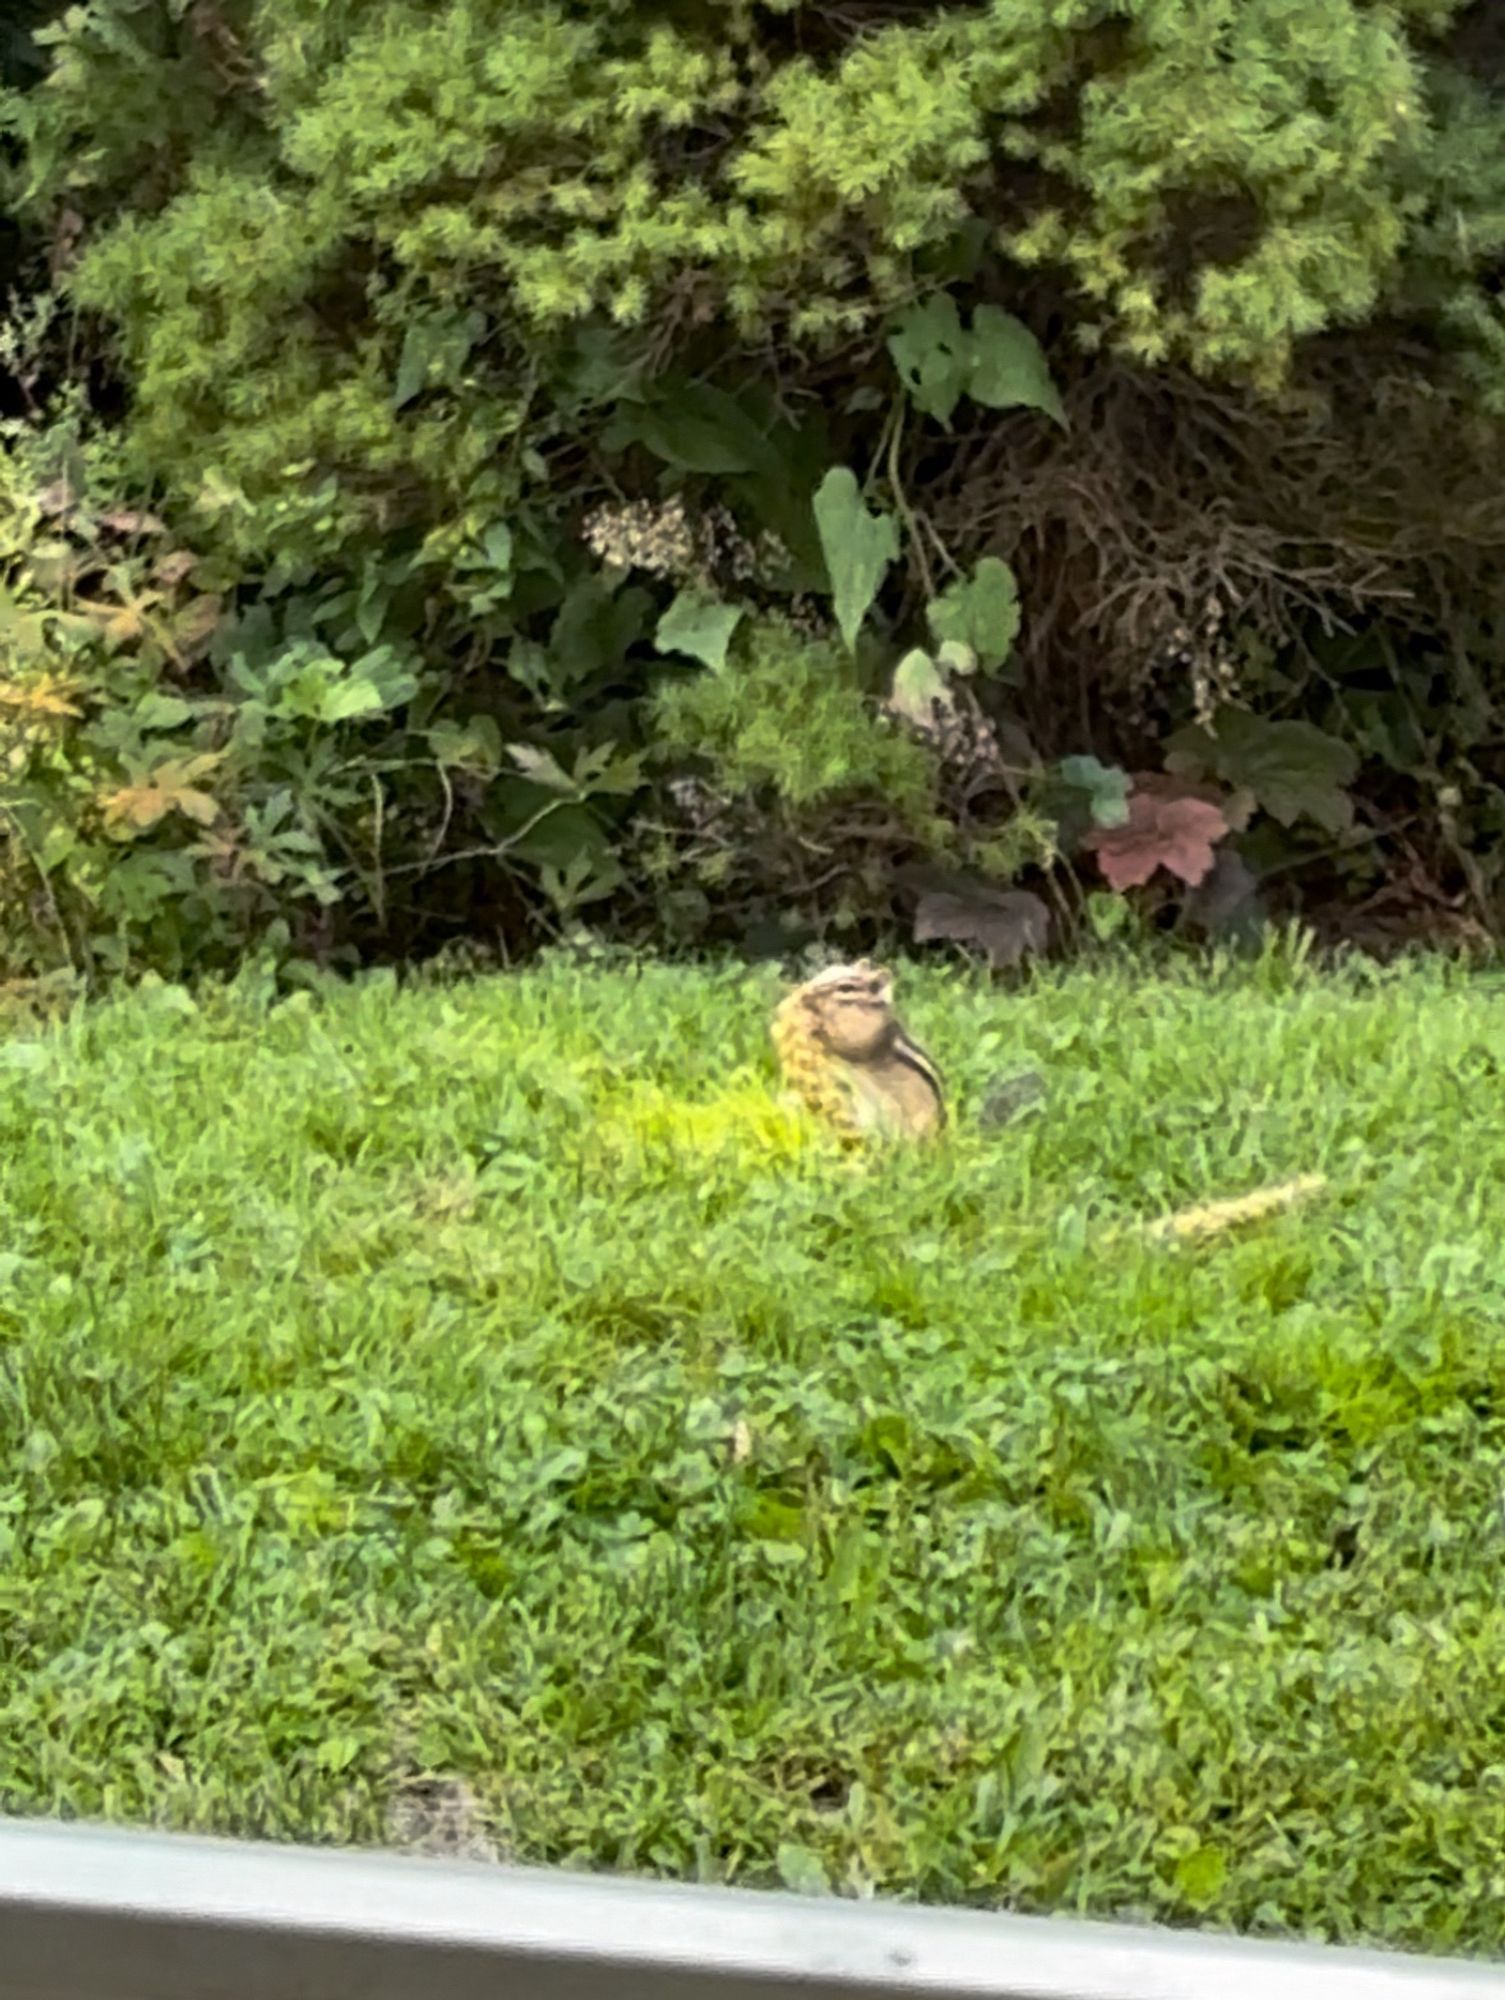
[918,341,1505,755]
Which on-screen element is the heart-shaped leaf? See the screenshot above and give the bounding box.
[969,306,1067,426]
[814,467,898,654]
[887,294,970,424]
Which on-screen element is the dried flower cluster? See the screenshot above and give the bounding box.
[1127,593,1244,732]
[581,497,790,597]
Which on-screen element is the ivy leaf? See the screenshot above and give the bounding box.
[1082,791,1228,891]
[1167,710,1357,833]
[970,307,1066,425]
[927,557,1021,672]
[813,467,898,653]
[1058,753,1131,829]
[887,294,969,424]
[655,590,743,672]
[889,647,950,730]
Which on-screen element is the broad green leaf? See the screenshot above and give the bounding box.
[554,323,647,408]
[507,742,577,794]
[319,677,384,723]
[813,467,898,653]
[134,692,195,731]
[926,556,1021,671]
[571,741,646,797]
[887,294,969,424]
[655,589,743,672]
[549,575,652,687]
[393,326,430,413]
[970,306,1066,426]
[541,849,623,911]
[428,715,502,773]
[351,645,419,711]
[393,308,485,412]
[1168,710,1357,833]
[934,638,976,676]
[1058,753,1131,829]
[889,647,949,729]
[776,1843,831,1897]
[489,795,613,872]
[481,523,513,575]
[603,381,777,475]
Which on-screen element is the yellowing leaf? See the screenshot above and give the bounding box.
[99,752,224,837]
[0,676,82,720]
[889,647,950,730]
[171,594,223,655]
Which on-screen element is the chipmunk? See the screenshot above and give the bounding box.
[771,960,948,1141]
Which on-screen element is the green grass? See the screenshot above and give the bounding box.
[3,941,1505,1955]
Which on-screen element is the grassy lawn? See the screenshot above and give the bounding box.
[3,942,1505,1955]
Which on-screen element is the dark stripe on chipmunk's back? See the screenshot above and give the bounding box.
[891,1039,947,1124]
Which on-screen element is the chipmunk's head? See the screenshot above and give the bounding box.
[795,959,897,1064]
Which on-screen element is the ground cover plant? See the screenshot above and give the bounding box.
[2,941,1505,1952]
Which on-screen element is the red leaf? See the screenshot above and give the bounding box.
[1082,791,1228,892]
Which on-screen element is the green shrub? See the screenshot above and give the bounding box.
[4,0,1505,976]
